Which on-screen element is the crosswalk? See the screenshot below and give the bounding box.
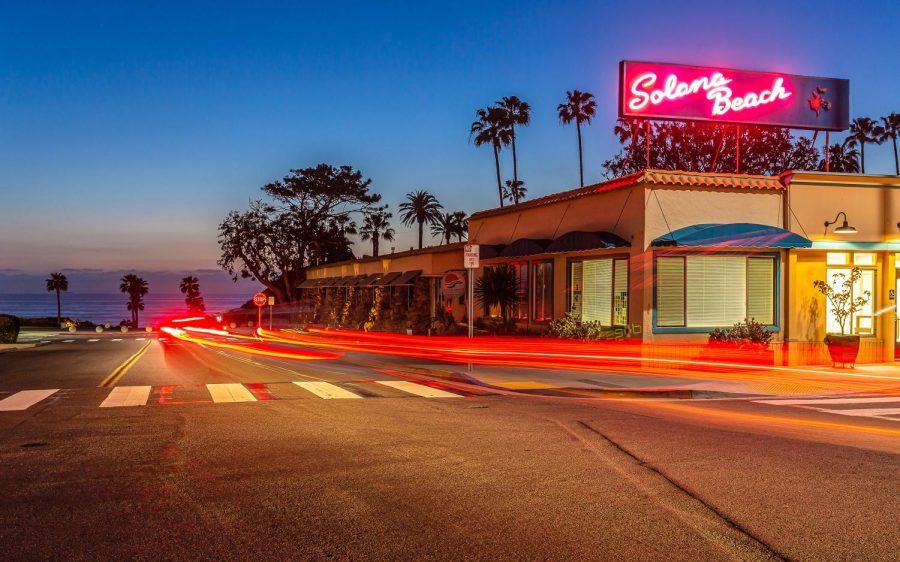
[17,337,147,345]
[0,379,488,412]
[753,396,900,421]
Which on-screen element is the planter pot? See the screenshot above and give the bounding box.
[824,334,860,367]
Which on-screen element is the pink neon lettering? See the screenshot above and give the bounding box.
[627,71,791,116]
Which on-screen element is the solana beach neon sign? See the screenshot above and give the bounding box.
[618,61,849,131]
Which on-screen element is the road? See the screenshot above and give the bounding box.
[0,331,898,560]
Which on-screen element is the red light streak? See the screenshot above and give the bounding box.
[160,326,342,361]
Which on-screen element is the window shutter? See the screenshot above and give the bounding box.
[656,257,685,327]
[686,256,746,326]
[747,257,775,325]
[583,259,612,325]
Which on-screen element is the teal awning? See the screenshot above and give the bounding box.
[652,223,812,249]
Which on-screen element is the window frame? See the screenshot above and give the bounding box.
[824,264,878,337]
[652,251,781,334]
[531,259,554,323]
[566,254,631,327]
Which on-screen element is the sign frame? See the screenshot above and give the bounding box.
[618,60,850,132]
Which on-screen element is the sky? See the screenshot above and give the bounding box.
[1,0,898,293]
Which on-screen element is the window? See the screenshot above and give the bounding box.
[512,261,529,320]
[569,257,629,326]
[533,261,553,322]
[853,252,876,266]
[655,254,777,329]
[825,267,876,336]
[826,252,849,265]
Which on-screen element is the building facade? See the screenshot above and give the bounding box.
[303,169,900,365]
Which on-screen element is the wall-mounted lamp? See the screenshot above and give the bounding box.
[824,211,857,235]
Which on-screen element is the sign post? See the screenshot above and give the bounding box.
[252,292,267,335]
[268,296,275,330]
[464,244,479,339]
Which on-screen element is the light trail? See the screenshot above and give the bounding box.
[159,327,342,361]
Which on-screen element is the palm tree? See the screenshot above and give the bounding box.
[878,113,900,175]
[821,142,860,173]
[430,212,456,245]
[398,190,443,249]
[558,90,597,187]
[179,275,205,312]
[474,264,520,324]
[359,206,395,257]
[847,117,880,173]
[470,106,512,207]
[450,211,468,242]
[120,274,149,328]
[497,96,531,187]
[45,272,68,327]
[503,179,527,205]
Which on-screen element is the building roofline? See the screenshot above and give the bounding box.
[308,242,466,270]
[468,169,781,221]
[780,170,900,188]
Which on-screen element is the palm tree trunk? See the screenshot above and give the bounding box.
[493,144,503,207]
[893,137,898,175]
[418,221,424,249]
[511,126,518,186]
[56,289,61,326]
[576,121,584,187]
[709,130,724,172]
[373,236,379,258]
[861,142,865,173]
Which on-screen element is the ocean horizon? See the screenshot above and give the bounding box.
[0,293,251,324]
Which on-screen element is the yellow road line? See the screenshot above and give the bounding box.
[98,341,151,388]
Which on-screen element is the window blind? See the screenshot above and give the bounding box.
[583,259,612,325]
[656,257,685,327]
[569,262,583,317]
[746,257,775,324]
[613,259,628,326]
[686,255,746,327]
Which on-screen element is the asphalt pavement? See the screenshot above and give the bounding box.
[0,332,898,560]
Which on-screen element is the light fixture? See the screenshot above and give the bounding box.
[824,211,857,235]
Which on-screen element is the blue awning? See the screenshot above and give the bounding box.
[651,223,812,249]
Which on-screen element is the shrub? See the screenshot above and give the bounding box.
[0,314,20,344]
[546,313,613,341]
[709,319,774,347]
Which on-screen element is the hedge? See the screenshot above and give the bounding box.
[0,315,20,344]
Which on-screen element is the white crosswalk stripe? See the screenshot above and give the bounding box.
[62,340,75,343]
[87,339,99,342]
[754,395,900,421]
[294,381,362,399]
[207,383,257,403]
[0,389,59,411]
[374,380,461,398]
[100,386,152,408]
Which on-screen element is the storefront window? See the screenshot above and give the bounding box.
[655,254,776,329]
[512,261,529,321]
[569,257,628,326]
[825,267,876,336]
[533,261,553,322]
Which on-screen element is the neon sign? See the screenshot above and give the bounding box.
[619,61,849,131]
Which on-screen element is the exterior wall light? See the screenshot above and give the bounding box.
[824,211,857,235]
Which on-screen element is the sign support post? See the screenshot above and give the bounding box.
[268,296,275,330]
[463,244,479,339]
[252,292,267,337]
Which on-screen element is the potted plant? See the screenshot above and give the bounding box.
[813,267,871,367]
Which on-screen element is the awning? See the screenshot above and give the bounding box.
[297,278,318,288]
[372,271,403,286]
[545,231,629,253]
[357,273,382,286]
[478,244,505,260]
[651,223,812,249]
[499,238,552,258]
[391,270,422,286]
[346,275,368,286]
[316,277,341,288]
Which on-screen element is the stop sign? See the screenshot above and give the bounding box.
[252,292,268,307]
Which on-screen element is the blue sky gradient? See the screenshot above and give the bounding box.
[1,0,898,292]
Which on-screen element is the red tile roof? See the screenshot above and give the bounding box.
[468,170,781,220]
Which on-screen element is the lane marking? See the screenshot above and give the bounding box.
[374,380,461,398]
[0,389,59,411]
[814,407,900,419]
[756,396,900,406]
[62,340,75,343]
[294,381,362,399]
[206,383,257,403]
[111,338,123,342]
[98,341,152,388]
[88,339,99,342]
[136,338,146,341]
[100,386,152,408]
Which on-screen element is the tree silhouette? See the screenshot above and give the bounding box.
[359,205,395,257]
[497,96,531,188]
[120,274,149,328]
[179,275,205,312]
[877,113,899,175]
[558,90,597,187]
[470,106,512,207]
[847,117,880,173]
[45,272,68,327]
[399,190,442,249]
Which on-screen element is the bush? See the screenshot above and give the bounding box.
[545,313,614,341]
[709,319,774,347]
[0,315,21,344]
